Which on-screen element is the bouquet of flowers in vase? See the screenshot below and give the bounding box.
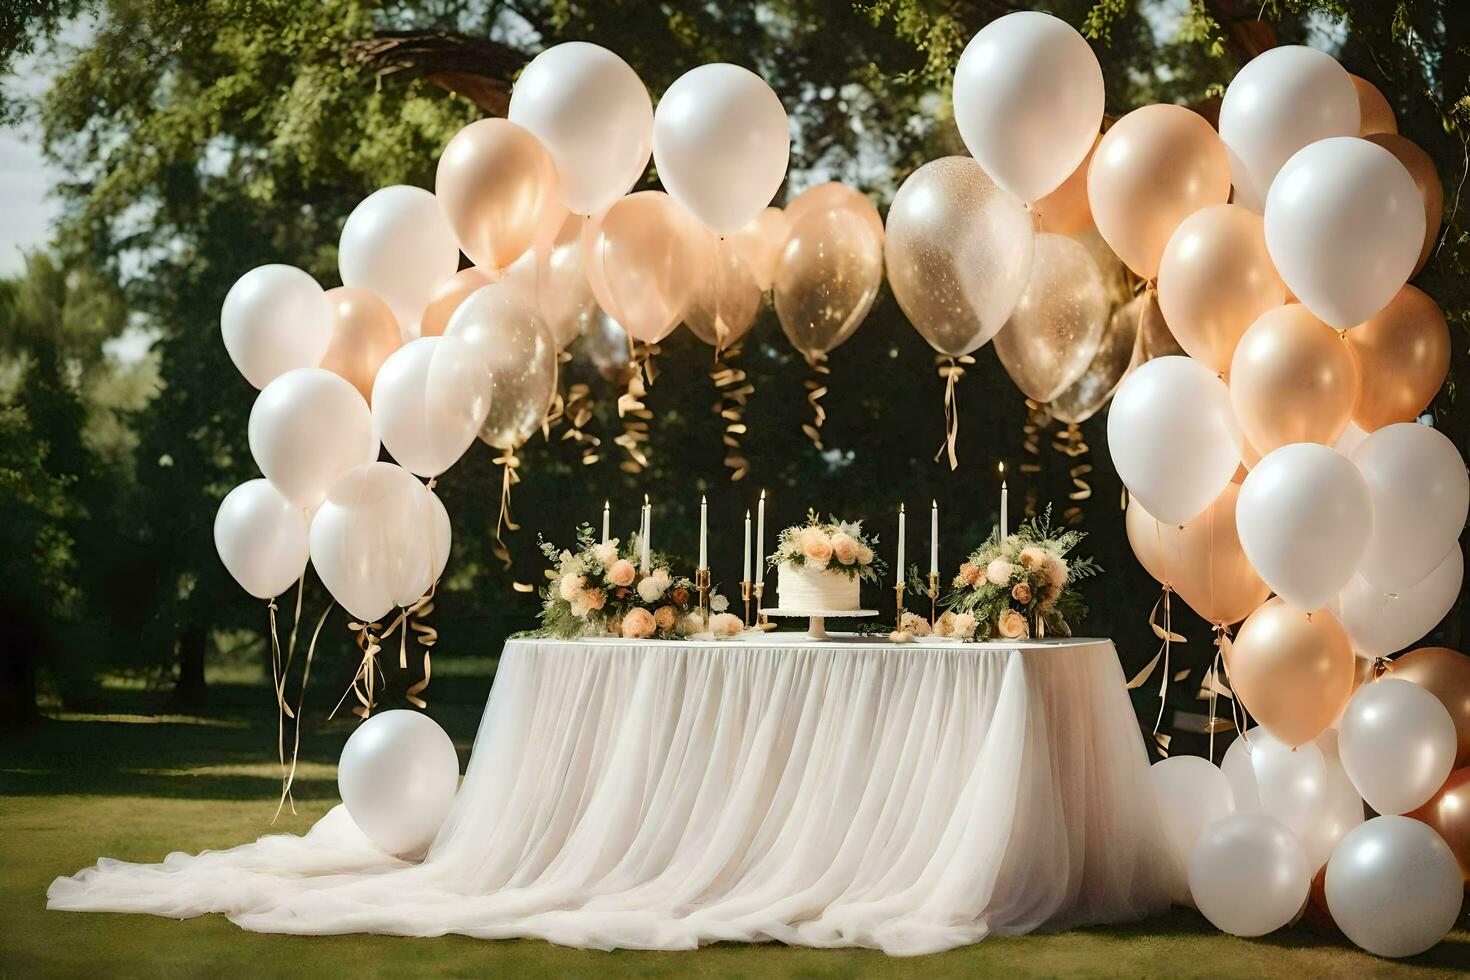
[944,506,1099,640]
[766,511,888,582]
[535,525,738,639]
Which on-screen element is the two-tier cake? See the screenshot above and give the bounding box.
[768,513,886,610]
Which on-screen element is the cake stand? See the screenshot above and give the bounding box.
[760,608,878,641]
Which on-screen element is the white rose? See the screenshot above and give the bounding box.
[559,573,586,602]
[710,593,729,613]
[592,540,618,567]
[985,559,1015,587]
[637,568,671,603]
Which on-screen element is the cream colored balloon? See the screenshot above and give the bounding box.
[420,268,499,339]
[728,207,788,291]
[684,235,762,350]
[1050,293,1142,425]
[1157,204,1285,374]
[504,211,597,350]
[993,233,1107,402]
[885,156,1035,358]
[1087,103,1232,280]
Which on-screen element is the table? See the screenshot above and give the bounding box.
[50,636,1182,956]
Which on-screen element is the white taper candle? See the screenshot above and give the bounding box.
[699,494,708,568]
[743,510,752,582]
[897,503,906,576]
[756,490,766,586]
[930,499,939,575]
[602,500,610,545]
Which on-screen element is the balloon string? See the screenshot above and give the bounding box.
[560,382,601,467]
[802,352,830,450]
[272,599,333,823]
[1199,624,1237,765]
[615,341,657,473]
[932,354,974,471]
[267,598,287,800]
[334,621,384,721]
[491,447,521,568]
[712,342,753,481]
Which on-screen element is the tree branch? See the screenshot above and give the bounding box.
[350,30,527,115]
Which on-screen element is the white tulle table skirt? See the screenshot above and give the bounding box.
[50,636,1181,955]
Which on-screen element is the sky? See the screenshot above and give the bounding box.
[0,56,63,275]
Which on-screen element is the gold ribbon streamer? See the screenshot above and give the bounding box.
[802,352,830,450]
[1195,624,1238,763]
[1052,423,1093,526]
[712,343,755,481]
[540,350,574,441]
[559,382,601,467]
[405,597,437,709]
[491,448,521,569]
[1020,399,1048,518]
[932,354,975,471]
[1126,587,1187,758]
[615,340,659,473]
[272,600,333,822]
[334,620,384,720]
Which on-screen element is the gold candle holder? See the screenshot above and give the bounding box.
[927,571,939,626]
[740,580,752,628]
[752,582,775,631]
[894,581,906,631]
[696,567,711,632]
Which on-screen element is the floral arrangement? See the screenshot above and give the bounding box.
[535,525,737,639]
[766,510,887,581]
[944,506,1099,640]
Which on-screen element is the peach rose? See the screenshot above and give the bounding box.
[997,608,1029,639]
[711,612,743,637]
[606,616,623,637]
[986,559,1015,586]
[621,607,656,638]
[584,588,606,611]
[1011,582,1032,604]
[856,545,874,565]
[1019,546,1047,570]
[951,612,977,640]
[830,532,859,565]
[900,611,930,637]
[799,528,833,567]
[606,559,636,587]
[959,562,981,586]
[671,586,691,607]
[654,605,677,631]
[1045,555,1068,588]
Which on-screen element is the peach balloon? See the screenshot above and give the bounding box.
[684,235,762,349]
[420,268,498,338]
[1125,495,1170,587]
[319,286,402,402]
[1367,133,1443,278]
[1229,437,1261,486]
[1126,486,1269,625]
[1034,135,1097,237]
[1345,285,1449,431]
[1228,598,1356,747]
[1391,648,1470,768]
[582,191,703,344]
[1157,204,1286,374]
[1087,104,1231,280]
[785,182,883,242]
[504,210,598,350]
[729,206,788,291]
[1229,305,1359,455]
[1407,768,1470,885]
[435,118,560,271]
[1350,74,1397,137]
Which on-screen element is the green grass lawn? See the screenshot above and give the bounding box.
[3,661,1468,979]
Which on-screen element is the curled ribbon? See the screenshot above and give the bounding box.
[405,596,437,709]
[614,340,658,473]
[1126,586,1187,758]
[932,354,975,471]
[559,382,601,467]
[1195,624,1237,763]
[334,619,385,721]
[1052,423,1093,526]
[272,600,333,822]
[801,351,830,450]
[491,447,521,569]
[712,343,754,481]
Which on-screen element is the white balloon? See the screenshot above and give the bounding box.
[1264,137,1425,328]
[371,337,492,478]
[1236,443,1373,611]
[652,63,789,236]
[1151,756,1234,903]
[508,42,653,216]
[308,462,436,622]
[213,479,309,600]
[1188,813,1310,937]
[1218,46,1359,212]
[339,186,462,327]
[1334,543,1463,658]
[1222,728,1363,870]
[338,710,459,857]
[220,265,333,390]
[1326,816,1463,958]
[425,488,451,584]
[952,11,1104,203]
[1338,678,1456,815]
[1351,423,1467,592]
[1107,356,1241,525]
[1332,420,1369,456]
[248,368,379,510]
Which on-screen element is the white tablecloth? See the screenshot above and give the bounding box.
[50,636,1182,955]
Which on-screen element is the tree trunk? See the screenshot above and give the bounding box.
[350,31,527,114]
[174,627,207,706]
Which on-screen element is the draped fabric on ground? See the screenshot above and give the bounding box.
[49,637,1182,956]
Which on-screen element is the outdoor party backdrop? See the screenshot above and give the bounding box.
[2,0,1467,757]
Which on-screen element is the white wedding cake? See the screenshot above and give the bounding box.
[776,562,860,611]
[767,513,885,613]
